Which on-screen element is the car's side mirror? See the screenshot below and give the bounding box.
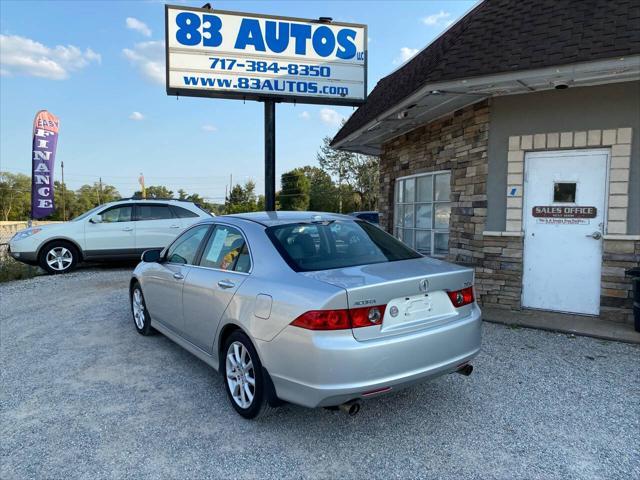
[89,215,103,224]
[141,249,162,263]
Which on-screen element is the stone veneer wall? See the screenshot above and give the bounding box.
[379,100,501,303]
[601,239,640,324]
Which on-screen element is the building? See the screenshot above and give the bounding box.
[332,0,640,325]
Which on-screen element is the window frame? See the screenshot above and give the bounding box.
[98,204,134,223]
[133,203,175,222]
[393,170,451,257]
[192,222,254,276]
[164,223,211,266]
[170,205,199,218]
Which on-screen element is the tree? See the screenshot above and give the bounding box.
[51,180,77,221]
[0,172,31,221]
[225,180,258,214]
[298,166,337,212]
[280,169,310,211]
[133,185,173,199]
[75,182,120,213]
[317,134,379,212]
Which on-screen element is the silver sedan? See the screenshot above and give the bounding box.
[130,212,481,419]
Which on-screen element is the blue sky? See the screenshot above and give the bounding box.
[0,0,475,202]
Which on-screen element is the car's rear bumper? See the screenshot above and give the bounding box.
[257,305,482,408]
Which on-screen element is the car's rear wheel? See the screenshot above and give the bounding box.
[38,241,78,274]
[223,331,271,419]
[131,282,154,336]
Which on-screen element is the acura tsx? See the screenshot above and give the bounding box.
[130,212,482,418]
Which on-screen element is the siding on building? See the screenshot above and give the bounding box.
[487,81,640,233]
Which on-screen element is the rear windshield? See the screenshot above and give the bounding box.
[266,220,421,272]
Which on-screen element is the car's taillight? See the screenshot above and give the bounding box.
[447,287,475,308]
[350,305,386,328]
[291,305,386,331]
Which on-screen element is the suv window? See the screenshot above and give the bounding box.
[101,205,132,223]
[137,204,173,221]
[166,225,209,264]
[170,205,199,218]
[199,225,251,272]
[267,220,421,272]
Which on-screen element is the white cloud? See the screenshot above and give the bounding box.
[123,41,164,84]
[126,17,152,37]
[129,111,145,121]
[299,111,310,120]
[394,47,419,65]
[202,124,218,132]
[0,34,100,80]
[319,108,344,127]
[422,10,451,26]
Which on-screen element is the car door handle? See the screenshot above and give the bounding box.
[122,226,133,232]
[173,273,184,280]
[218,280,235,289]
[170,225,180,229]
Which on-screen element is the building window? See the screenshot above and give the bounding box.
[394,171,451,256]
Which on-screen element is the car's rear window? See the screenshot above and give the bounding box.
[266,220,421,272]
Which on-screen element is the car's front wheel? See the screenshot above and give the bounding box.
[38,241,78,274]
[223,331,271,419]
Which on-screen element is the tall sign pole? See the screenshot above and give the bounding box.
[264,100,276,210]
[165,5,367,211]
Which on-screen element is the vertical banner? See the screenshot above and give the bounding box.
[31,110,60,219]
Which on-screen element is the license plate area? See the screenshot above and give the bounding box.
[382,291,456,332]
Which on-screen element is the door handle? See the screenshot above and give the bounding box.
[586,231,602,240]
[170,225,180,229]
[217,279,235,289]
[122,226,133,232]
[173,273,184,280]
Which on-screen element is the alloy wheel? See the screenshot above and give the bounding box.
[225,341,256,409]
[46,247,73,271]
[132,289,145,330]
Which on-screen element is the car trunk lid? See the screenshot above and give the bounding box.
[300,256,474,341]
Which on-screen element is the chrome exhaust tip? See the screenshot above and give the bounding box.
[456,364,473,376]
[339,400,361,416]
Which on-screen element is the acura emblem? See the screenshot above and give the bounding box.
[419,278,429,292]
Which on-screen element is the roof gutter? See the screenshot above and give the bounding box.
[332,55,640,151]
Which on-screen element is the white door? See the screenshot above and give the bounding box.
[522,149,608,315]
[134,203,183,250]
[84,204,136,254]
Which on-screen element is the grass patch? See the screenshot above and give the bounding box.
[0,256,42,282]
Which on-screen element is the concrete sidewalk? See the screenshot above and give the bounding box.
[482,307,640,344]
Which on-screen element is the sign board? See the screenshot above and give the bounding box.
[532,205,597,225]
[165,5,367,105]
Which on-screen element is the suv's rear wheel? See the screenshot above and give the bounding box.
[39,241,79,274]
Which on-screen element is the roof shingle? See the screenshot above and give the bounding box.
[332,0,640,145]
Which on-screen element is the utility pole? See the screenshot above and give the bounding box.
[98,177,102,204]
[61,161,66,221]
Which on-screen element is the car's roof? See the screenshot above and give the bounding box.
[111,198,196,204]
[226,211,355,227]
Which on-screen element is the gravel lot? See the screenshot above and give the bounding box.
[2,268,639,480]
